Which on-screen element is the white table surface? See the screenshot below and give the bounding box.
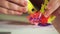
[0,24,59,34]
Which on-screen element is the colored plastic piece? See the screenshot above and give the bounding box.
[48,16,56,24]
[27,0,56,26]
[38,23,51,26]
[27,11,51,26]
[27,0,37,14]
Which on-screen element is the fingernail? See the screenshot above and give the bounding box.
[22,8,26,12]
[44,12,48,17]
[24,1,27,6]
[19,7,25,12]
[15,11,23,15]
[46,3,52,10]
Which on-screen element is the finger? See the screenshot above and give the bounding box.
[46,0,58,9]
[8,1,27,12]
[44,0,60,17]
[7,0,28,7]
[0,0,9,9]
[0,7,8,14]
[8,10,23,15]
[0,0,27,12]
[58,0,60,6]
[18,6,28,13]
[0,6,23,15]
[23,7,28,13]
[15,11,23,15]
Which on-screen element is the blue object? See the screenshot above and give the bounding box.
[38,23,51,26]
[29,17,33,20]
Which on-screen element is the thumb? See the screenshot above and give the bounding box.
[44,0,59,17]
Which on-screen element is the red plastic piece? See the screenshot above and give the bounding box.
[27,11,50,25]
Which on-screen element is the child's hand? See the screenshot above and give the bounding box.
[0,0,28,15]
[44,0,60,17]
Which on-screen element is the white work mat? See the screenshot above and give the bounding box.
[0,24,59,34]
